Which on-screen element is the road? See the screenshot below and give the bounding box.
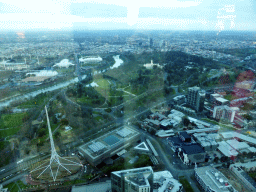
[142,131,201,192]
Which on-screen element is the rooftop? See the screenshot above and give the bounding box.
[217,141,239,157]
[195,166,237,192]
[226,139,250,150]
[79,126,140,159]
[181,144,205,155]
[220,131,256,145]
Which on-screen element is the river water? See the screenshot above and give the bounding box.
[0,55,123,109]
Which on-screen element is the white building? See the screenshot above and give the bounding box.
[111,167,182,192]
[195,166,237,192]
[213,105,238,123]
[53,59,75,68]
[220,131,256,146]
[79,56,102,63]
[217,141,239,157]
[111,167,153,192]
[230,164,256,192]
[153,171,182,192]
[143,60,163,69]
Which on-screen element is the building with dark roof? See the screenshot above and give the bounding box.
[177,144,206,165]
[179,132,191,142]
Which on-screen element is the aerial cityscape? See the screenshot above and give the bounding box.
[1,1,256,192]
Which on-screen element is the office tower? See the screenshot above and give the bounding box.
[187,87,205,112]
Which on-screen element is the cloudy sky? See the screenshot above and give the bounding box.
[0,0,255,31]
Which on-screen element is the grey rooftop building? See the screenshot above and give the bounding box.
[195,166,237,192]
[78,126,140,165]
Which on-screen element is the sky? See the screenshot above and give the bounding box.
[0,0,255,31]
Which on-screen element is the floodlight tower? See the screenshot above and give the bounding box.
[30,106,82,182]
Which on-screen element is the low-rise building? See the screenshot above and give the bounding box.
[173,95,186,105]
[78,126,140,165]
[195,166,237,192]
[111,167,182,192]
[230,164,256,192]
[217,141,239,157]
[153,171,183,192]
[220,131,256,146]
[111,166,154,192]
[193,133,219,151]
[177,144,206,165]
[234,161,256,172]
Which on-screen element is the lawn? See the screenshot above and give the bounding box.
[94,78,110,88]
[4,180,27,192]
[18,93,50,108]
[0,112,28,128]
[178,176,194,192]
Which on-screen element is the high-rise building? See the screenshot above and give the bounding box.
[149,38,153,48]
[187,87,205,112]
[213,105,238,122]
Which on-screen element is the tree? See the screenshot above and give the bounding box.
[38,128,47,137]
[60,118,69,125]
[182,116,190,127]
[214,157,219,163]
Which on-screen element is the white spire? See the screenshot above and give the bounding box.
[30,106,82,182]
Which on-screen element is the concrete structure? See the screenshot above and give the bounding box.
[195,166,237,192]
[153,171,183,192]
[72,180,111,192]
[187,117,211,128]
[79,56,102,63]
[134,142,151,154]
[78,126,140,165]
[226,139,250,152]
[0,185,8,192]
[217,141,239,157]
[213,105,239,123]
[111,166,153,192]
[143,60,163,69]
[214,97,229,106]
[173,105,196,116]
[220,131,256,146]
[155,129,175,138]
[53,59,75,68]
[111,167,182,192]
[186,126,220,134]
[230,164,256,192]
[173,95,186,105]
[193,133,219,151]
[187,87,205,112]
[234,161,256,172]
